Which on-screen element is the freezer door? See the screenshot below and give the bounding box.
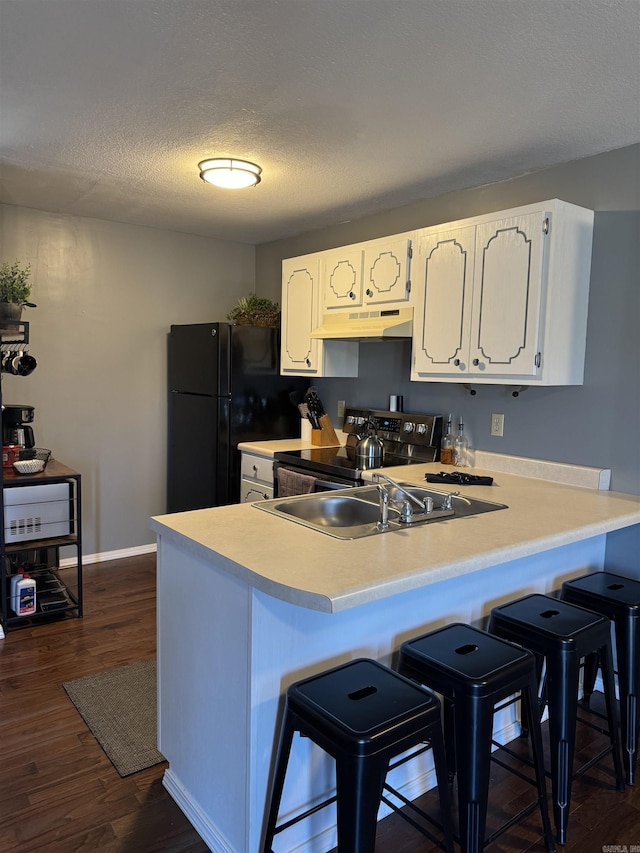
[168,323,231,396]
[167,392,221,512]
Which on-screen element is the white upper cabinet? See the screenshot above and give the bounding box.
[411,200,594,385]
[323,246,364,309]
[281,253,358,377]
[413,223,476,376]
[281,253,321,374]
[321,235,413,311]
[362,235,412,306]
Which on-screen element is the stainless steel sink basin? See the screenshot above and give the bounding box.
[253,482,507,539]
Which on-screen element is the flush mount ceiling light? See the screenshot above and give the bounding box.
[198,158,262,189]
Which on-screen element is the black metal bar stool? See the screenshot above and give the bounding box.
[398,623,555,853]
[262,657,455,853]
[561,570,640,785]
[489,593,625,845]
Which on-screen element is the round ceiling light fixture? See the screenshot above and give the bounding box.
[198,158,262,189]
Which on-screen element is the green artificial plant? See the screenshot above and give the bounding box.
[0,260,35,306]
[227,294,280,327]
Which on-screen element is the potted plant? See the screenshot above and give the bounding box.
[0,260,36,326]
[227,294,280,327]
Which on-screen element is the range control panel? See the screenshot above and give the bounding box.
[343,407,443,448]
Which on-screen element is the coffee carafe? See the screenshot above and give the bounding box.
[2,404,36,448]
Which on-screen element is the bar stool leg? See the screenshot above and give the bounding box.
[262,712,296,853]
[453,696,494,853]
[522,672,557,853]
[582,651,599,702]
[335,754,387,852]
[545,652,580,845]
[599,640,626,792]
[614,616,638,785]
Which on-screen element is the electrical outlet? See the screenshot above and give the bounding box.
[337,399,346,419]
[491,413,504,437]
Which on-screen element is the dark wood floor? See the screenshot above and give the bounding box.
[1,554,639,852]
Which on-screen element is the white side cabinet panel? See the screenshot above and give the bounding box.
[412,200,593,386]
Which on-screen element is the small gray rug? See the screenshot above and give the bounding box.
[63,658,165,777]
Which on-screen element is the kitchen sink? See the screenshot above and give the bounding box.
[253,482,507,539]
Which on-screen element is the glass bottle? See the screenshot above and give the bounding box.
[440,414,454,465]
[454,417,469,467]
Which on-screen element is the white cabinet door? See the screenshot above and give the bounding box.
[281,253,359,377]
[411,202,589,386]
[413,225,476,375]
[469,211,545,377]
[323,246,363,309]
[363,236,412,306]
[281,254,321,375]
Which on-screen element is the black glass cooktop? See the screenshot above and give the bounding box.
[274,444,437,482]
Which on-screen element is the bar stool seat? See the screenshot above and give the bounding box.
[561,570,640,785]
[398,623,555,853]
[262,657,455,853]
[489,593,625,845]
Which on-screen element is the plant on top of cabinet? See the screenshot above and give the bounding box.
[227,294,280,327]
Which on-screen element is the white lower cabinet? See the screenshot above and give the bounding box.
[411,199,594,385]
[240,452,273,502]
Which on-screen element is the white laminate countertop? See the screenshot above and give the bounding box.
[151,461,640,614]
[238,437,344,456]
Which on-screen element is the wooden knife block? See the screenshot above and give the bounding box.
[311,414,339,446]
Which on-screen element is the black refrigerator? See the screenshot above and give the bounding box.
[167,322,307,512]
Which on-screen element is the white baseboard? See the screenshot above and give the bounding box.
[163,767,234,852]
[60,542,156,568]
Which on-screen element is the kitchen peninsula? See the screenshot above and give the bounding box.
[150,457,640,853]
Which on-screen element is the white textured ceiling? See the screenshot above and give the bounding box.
[1,0,639,244]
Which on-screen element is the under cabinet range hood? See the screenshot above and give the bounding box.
[310,307,413,341]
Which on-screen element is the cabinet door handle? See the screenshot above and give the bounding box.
[366,288,373,297]
[253,465,258,472]
[472,358,480,366]
[454,358,460,366]
[306,358,311,367]
[349,291,356,299]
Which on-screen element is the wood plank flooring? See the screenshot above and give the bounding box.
[1,553,639,852]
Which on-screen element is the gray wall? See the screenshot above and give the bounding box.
[257,144,640,573]
[256,145,640,498]
[0,205,255,558]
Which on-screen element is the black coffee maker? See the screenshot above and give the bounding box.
[2,404,36,449]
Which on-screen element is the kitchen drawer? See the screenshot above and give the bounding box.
[241,452,273,485]
[240,478,273,503]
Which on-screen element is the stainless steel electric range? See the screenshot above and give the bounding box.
[273,407,443,493]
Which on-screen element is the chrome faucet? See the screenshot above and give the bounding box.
[374,473,429,529]
[373,473,430,512]
[376,483,390,530]
[374,473,459,528]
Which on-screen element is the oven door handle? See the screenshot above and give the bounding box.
[313,478,351,491]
